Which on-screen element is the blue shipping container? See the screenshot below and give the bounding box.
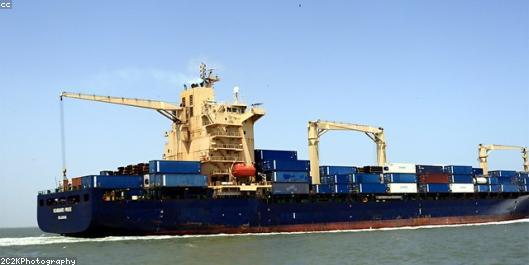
[332,174,356,184]
[319,166,357,176]
[475,185,490,192]
[319,175,334,184]
[489,185,501,192]
[416,165,444,174]
[261,160,309,172]
[383,173,417,183]
[497,177,518,185]
[88,175,143,189]
[268,171,310,183]
[319,175,356,184]
[523,185,529,192]
[255,149,297,162]
[450,174,474,183]
[313,184,332,194]
[444,165,473,175]
[149,160,201,174]
[334,184,351,193]
[81,175,93,187]
[487,177,499,185]
[356,183,387,194]
[272,183,309,194]
[501,184,519,192]
[472,168,484,175]
[516,172,528,178]
[419,184,450,193]
[356,173,382,183]
[489,170,517,177]
[149,174,207,187]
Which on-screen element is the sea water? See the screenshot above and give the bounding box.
[1,220,528,265]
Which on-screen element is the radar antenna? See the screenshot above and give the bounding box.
[199,63,220,86]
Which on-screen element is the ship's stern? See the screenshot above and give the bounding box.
[37,189,94,236]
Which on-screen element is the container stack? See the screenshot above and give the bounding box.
[383,163,417,193]
[489,170,520,192]
[476,169,501,192]
[472,168,490,192]
[254,149,310,195]
[316,166,357,194]
[444,165,474,193]
[146,160,206,188]
[417,165,450,193]
[353,172,386,194]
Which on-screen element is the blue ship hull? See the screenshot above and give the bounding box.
[37,188,529,237]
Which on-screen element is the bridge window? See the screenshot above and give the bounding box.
[39,199,44,207]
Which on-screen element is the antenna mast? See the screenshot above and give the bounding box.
[59,95,67,180]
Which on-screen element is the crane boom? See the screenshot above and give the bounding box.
[308,120,387,184]
[60,92,182,121]
[478,144,529,175]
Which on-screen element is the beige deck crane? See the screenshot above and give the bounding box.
[308,120,387,184]
[478,144,529,175]
[59,92,184,177]
[60,92,183,121]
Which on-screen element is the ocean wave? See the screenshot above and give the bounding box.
[2,218,528,247]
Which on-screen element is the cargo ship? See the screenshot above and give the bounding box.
[37,64,529,237]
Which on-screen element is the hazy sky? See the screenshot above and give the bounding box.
[0,1,528,227]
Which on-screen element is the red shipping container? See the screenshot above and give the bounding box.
[72,177,82,188]
[418,173,450,184]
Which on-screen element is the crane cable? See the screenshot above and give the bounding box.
[60,95,67,180]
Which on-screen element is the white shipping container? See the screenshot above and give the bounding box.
[450,184,474,193]
[383,162,416,174]
[387,183,418,193]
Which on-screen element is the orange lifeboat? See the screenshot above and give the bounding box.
[232,163,256,177]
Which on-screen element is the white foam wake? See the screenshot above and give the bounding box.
[2,218,528,247]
